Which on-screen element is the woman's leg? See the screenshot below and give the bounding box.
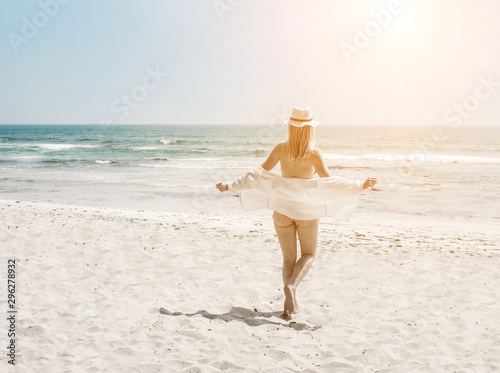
[273,212,297,316]
[288,218,318,288]
[285,218,318,314]
[273,213,297,286]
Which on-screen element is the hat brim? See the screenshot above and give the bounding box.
[284,119,319,127]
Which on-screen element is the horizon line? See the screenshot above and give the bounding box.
[1,123,499,128]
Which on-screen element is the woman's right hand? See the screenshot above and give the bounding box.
[216,182,228,192]
[363,177,377,190]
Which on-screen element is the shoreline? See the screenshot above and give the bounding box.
[1,197,498,234]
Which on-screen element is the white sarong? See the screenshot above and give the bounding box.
[228,166,363,220]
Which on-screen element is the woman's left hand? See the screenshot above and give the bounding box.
[216,182,229,192]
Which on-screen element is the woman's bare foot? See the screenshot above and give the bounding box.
[282,284,296,318]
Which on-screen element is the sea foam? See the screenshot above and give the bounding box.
[322,153,500,164]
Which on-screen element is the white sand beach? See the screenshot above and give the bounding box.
[1,199,499,372]
[3,0,500,370]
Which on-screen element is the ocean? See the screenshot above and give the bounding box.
[0,124,499,223]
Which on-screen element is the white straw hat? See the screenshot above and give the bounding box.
[284,106,319,127]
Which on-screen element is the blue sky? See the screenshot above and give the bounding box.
[1,0,499,125]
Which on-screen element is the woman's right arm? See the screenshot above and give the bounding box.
[216,168,268,193]
[312,148,331,177]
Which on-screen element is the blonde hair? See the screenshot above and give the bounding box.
[284,125,315,161]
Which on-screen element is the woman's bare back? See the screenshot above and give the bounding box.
[278,142,331,179]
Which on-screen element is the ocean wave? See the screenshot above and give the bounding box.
[129,146,158,151]
[133,163,246,169]
[159,138,209,146]
[95,160,114,164]
[171,157,224,161]
[137,183,207,189]
[41,159,66,164]
[253,149,268,155]
[11,156,44,161]
[322,153,500,164]
[189,148,209,153]
[90,179,208,189]
[160,138,180,145]
[36,144,100,151]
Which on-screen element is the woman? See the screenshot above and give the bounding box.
[216,107,377,318]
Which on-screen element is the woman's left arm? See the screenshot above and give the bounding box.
[260,143,282,171]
